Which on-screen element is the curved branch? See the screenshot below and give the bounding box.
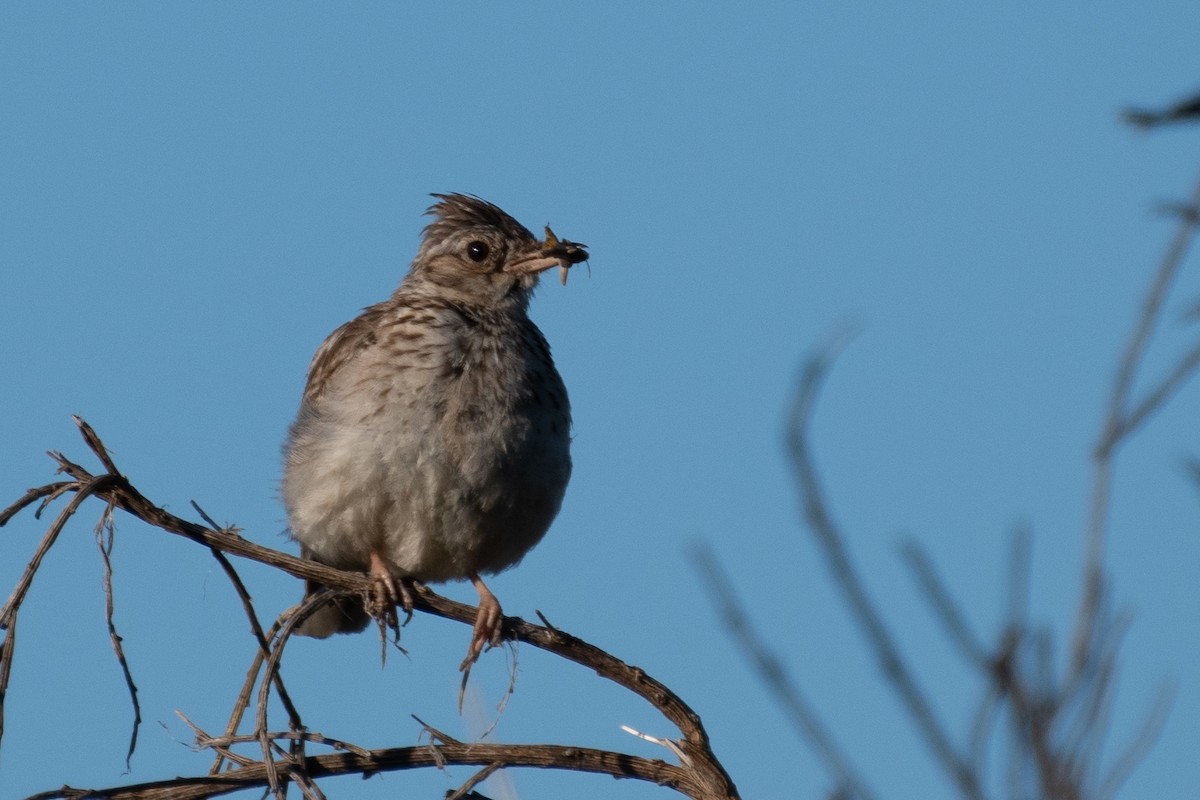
[3,418,740,800]
[785,341,984,800]
[25,742,691,800]
[1078,173,1200,673]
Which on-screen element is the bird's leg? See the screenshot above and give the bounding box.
[460,572,503,670]
[367,548,414,625]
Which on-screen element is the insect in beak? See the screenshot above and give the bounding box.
[541,226,589,285]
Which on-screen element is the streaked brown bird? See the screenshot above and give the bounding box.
[282,193,587,666]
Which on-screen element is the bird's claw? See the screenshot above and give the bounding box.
[459,573,504,671]
[367,549,413,626]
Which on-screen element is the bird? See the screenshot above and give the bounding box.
[282,193,587,667]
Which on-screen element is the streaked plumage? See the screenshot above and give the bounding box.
[282,194,583,663]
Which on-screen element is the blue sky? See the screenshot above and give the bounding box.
[3,4,1199,798]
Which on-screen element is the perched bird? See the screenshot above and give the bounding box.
[282,193,587,666]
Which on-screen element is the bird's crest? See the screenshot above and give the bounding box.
[423,193,536,245]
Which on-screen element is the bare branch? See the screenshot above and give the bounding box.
[1003,525,1032,634]
[211,619,281,775]
[1117,337,1200,445]
[24,742,692,800]
[1,474,117,627]
[1078,173,1200,674]
[1122,90,1200,129]
[0,614,13,751]
[900,540,989,670]
[1096,683,1176,800]
[0,473,118,751]
[4,420,740,800]
[190,499,308,778]
[0,482,73,527]
[691,541,876,800]
[1182,455,1200,497]
[786,341,985,800]
[95,499,141,769]
[447,762,504,800]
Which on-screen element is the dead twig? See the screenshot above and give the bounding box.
[446,762,504,800]
[899,540,990,670]
[785,336,984,800]
[180,713,373,760]
[0,473,118,753]
[95,497,141,770]
[24,741,690,800]
[691,541,875,800]
[4,418,740,800]
[1095,683,1176,800]
[1077,173,1200,674]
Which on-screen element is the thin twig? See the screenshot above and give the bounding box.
[0,473,117,749]
[73,415,120,475]
[256,596,325,798]
[206,549,304,728]
[786,340,984,800]
[967,683,1000,785]
[95,498,141,770]
[0,474,117,626]
[191,499,306,758]
[211,620,280,774]
[691,541,875,800]
[0,614,13,751]
[1077,173,1200,674]
[6,419,740,800]
[899,540,990,669]
[0,482,72,527]
[181,715,373,760]
[1004,525,1032,634]
[1095,683,1175,800]
[447,762,504,800]
[1116,337,1200,444]
[177,712,259,768]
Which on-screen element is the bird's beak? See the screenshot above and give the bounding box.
[504,226,589,285]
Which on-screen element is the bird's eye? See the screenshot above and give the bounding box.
[466,241,490,262]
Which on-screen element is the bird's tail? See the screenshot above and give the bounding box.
[295,580,371,637]
[294,546,371,637]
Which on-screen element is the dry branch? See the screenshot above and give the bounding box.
[24,742,688,800]
[1,418,739,800]
[785,341,985,800]
[1077,173,1200,674]
[691,541,876,800]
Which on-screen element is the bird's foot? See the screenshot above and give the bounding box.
[367,549,414,627]
[459,573,503,671]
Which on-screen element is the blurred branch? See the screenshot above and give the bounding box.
[1077,173,1200,677]
[1182,455,1200,499]
[693,123,1197,800]
[784,337,985,800]
[1,418,739,800]
[899,540,989,670]
[1122,89,1200,130]
[1095,683,1175,800]
[729,315,1178,800]
[691,541,876,800]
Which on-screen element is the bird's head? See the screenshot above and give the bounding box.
[406,193,588,309]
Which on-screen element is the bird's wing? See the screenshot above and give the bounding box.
[302,302,388,403]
